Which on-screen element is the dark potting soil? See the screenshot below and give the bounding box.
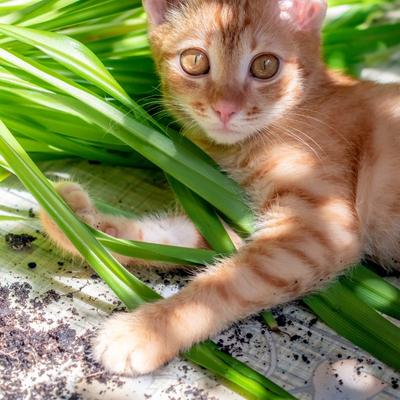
[0,281,124,399]
[5,233,37,251]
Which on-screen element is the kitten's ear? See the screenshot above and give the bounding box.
[143,0,179,27]
[278,0,327,32]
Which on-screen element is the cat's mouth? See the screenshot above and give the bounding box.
[203,125,252,145]
[212,126,237,134]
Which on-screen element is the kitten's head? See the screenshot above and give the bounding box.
[145,0,327,145]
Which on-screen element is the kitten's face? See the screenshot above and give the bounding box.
[149,0,325,145]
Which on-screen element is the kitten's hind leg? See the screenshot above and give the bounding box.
[40,181,208,266]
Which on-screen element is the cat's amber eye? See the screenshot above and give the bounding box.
[250,54,280,80]
[180,48,210,76]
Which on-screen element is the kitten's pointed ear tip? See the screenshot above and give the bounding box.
[142,0,164,26]
[143,0,179,27]
[278,0,328,32]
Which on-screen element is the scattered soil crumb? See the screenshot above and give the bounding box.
[5,233,37,251]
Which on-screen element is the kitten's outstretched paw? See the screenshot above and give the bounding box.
[93,305,179,375]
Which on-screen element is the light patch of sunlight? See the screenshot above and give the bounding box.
[47,145,64,152]
[362,68,400,84]
[45,171,72,180]
[326,5,352,22]
[0,187,37,213]
[356,278,398,303]
[313,359,387,400]
[0,0,37,7]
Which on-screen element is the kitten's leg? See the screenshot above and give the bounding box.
[93,193,361,375]
[40,182,239,266]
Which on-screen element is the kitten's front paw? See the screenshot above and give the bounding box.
[93,304,179,376]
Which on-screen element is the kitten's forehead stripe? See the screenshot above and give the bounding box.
[213,0,253,49]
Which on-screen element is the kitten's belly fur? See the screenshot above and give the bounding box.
[188,79,400,268]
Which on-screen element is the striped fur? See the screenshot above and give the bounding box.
[41,0,400,375]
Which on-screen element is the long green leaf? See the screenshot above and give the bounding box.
[0,23,136,109]
[341,266,400,319]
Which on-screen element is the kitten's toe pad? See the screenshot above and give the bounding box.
[55,182,93,214]
[93,307,177,375]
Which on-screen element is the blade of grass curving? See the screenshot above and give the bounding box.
[168,175,237,255]
[61,13,148,43]
[0,1,38,15]
[341,266,400,319]
[30,1,142,31]
[0,165,10,182]
[2,116,148,167]
[321,284,400,353]
[83,30,150,59]
[262,311,279,332]
[91,228,218,265]
[304,294,400,371]
[197,341,295,399]
[0,23,136,109]
[0,0,66,25]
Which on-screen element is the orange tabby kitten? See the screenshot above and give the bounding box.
[40,0,400,375]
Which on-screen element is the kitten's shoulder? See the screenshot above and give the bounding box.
[360,79,400,118]
[329,70,400,115]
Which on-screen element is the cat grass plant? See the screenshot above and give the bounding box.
[0,0,399,399]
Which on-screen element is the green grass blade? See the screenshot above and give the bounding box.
[0,23,135,109]
[341,266,400,319]
[168,175,237,255]
[197,341,295,399]
[2,116,147,167]
[92,228,218,266]
[0,165,10,182]
[262,311,279,332]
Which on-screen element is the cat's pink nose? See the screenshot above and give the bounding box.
[212,101,239,125]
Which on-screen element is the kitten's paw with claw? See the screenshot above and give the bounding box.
[93,305,179,376]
